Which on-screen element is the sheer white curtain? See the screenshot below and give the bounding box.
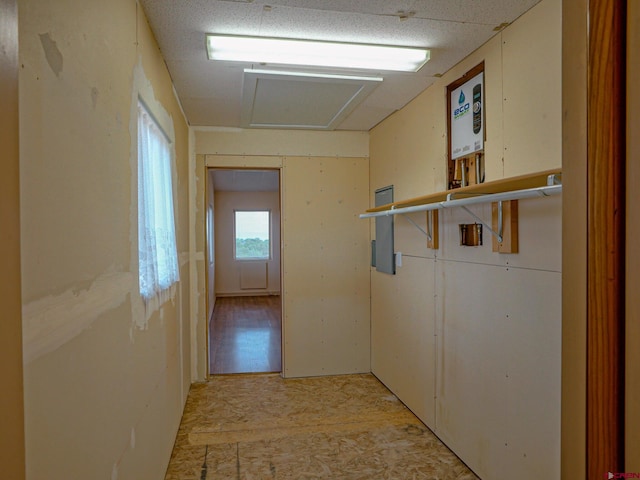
[137,101,179,301]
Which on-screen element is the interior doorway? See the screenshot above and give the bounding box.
[206,168,282,375]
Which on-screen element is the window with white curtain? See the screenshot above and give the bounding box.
[137,100,179,301]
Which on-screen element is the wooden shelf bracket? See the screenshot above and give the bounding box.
[397,210,439,250]
[398,211,430,240]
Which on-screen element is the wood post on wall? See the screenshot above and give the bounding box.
[426,210,438,250]
[587,0,627,475]
[0,0,26,477]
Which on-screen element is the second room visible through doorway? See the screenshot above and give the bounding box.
[206,168,282,375]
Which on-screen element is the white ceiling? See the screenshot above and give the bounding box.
[138,0,541,132]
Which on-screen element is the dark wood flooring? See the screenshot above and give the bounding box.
[209,295,282,375]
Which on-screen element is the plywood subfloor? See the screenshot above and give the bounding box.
[165,373,479,479]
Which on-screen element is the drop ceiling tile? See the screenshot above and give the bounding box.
[241,70,381,129]
[364,74,437,110]
[410,0,541,24]
[336,104,398,131]
[168,62,245,99]
[237,1,421,17]
[182,97,242,127]
[243,0,540,25]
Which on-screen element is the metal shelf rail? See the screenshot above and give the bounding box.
[360,169,562,244]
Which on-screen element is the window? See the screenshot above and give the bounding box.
[137,100,179,300]
[234,210,270,260]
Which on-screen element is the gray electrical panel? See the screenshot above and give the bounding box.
[374,185,395,275]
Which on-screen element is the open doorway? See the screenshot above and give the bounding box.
[206,168,282,375]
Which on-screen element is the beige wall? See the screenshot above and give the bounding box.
[194,131,370,379]
[196,128,369,158]
[281,155,370,377]
[369,0,561,479]
[0,0,25,477]
[214,190,281,296]
[19,1,191,478]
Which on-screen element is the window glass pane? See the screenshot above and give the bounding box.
[235,211,270,259]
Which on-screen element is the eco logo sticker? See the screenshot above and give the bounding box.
[454,90,470,119]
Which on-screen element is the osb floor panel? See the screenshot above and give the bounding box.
[165,373,479,480]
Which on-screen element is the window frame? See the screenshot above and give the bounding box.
[137,98,180,301]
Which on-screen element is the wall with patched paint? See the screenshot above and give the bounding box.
[18,0,191,478]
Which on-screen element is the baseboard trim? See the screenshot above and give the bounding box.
[215,291,280,298]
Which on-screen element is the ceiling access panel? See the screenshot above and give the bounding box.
[241,69,382,130]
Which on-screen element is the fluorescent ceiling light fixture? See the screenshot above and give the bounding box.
[206,34,430,72]
[243,68,384,83]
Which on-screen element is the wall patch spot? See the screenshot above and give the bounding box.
[22,271,134,364]
[91,87,99,109]
[38,33,63,77]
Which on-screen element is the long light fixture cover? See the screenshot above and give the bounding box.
[206,34,430,72]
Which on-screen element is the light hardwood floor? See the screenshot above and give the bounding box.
[209,296,282,375]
